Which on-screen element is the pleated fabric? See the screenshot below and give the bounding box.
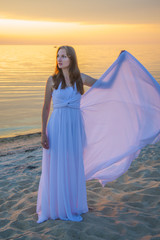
[36,82,88,223]
[36,50,160,223]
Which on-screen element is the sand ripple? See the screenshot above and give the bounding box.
[0,133,160,239]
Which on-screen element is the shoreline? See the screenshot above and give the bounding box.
[0,130,42,143]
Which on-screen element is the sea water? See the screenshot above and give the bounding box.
[0,44,160,139]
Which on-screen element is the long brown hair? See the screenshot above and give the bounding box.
[51,46,84,95]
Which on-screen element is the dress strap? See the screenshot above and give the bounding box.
[74,81,77,89]
[58,81,62,89]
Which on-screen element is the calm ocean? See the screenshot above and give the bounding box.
[0,44,160,139]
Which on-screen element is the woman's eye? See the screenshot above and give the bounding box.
[57,55,67,58]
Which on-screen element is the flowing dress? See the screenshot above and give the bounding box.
[36,50,160,223]
[36,81,88,223]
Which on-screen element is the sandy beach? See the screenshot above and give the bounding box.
[0,132,160,240]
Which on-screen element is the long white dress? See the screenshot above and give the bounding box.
[37,81,88,223]
[36,50,160,223]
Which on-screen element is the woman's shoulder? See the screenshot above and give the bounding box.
[48,75,53,81]
[47,75,54,92]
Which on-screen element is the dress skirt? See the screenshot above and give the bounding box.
[36,82,88,223]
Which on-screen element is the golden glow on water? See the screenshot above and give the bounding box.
[0,44,160,138]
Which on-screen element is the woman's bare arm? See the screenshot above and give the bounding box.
[81,51,125,87]
[81,73,97,87]
[41,76,53,134]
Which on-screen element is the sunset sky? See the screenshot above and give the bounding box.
[0,0,160,44]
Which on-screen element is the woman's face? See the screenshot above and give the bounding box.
[57,48,70,70]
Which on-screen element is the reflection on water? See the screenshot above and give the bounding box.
[0,44,160,138]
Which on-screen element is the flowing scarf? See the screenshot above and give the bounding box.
[80,50,160,187]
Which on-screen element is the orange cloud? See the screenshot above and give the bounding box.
[0,19,159,45]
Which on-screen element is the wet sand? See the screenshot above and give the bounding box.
[0,133,160,240]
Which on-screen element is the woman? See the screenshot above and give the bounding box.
[37,46,98,223]
[37,46,160,223]
[41,46,97,150]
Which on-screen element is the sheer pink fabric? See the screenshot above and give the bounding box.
[81,50,160,187]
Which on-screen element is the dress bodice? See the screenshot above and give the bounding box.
[52,81,81,109]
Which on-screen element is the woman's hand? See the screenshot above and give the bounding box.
[41,132,49,149]
[119,50,125,56]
